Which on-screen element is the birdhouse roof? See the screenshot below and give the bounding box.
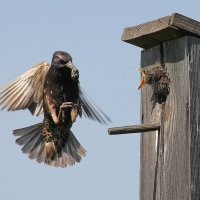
[122,13,200,49]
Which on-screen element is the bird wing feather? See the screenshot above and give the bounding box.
[0,61,50,116]
[79,87,111,124]
[0,61,111,123]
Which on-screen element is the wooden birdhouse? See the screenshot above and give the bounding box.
[109,13,200,200]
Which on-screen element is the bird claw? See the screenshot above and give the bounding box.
[58,101,82,123]
[60,102,73,109]
[70,102,82,122]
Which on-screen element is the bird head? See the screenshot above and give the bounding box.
[52,51,74,67]
[138,68,146,90]
[52,51,79,81]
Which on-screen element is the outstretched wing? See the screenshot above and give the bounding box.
[0,61,50,116]
[79,87,111,124]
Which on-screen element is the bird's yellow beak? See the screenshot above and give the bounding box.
[138,70,145,90]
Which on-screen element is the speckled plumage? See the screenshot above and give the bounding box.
[139,65,170,103]
[42,53,81,163]
[0,51,111,168]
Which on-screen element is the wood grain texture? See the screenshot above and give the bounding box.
[122,13,200,49]
[140,36,200,200]
[189,37,200,199]
[161,37,190,200]
[140,45,162,200]
[108,123,160,135]
[172,13,200,36]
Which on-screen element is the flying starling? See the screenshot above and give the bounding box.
[0,51,110,168]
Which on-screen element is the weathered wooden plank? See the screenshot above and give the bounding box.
[140,36,200,200]
[108,123,160,135]
[140,45,162,200]
[189,37,200,199]
[122,16,170,47]
[172,13,200,36]
[161,37,191,200]
[122,13,200,49]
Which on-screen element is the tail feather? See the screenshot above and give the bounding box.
[28,134,45,160]
[65,131,86,160]
[13,123,46,162]
[21,131,41,154]
[69,131,86,157]
[13,124,40,136]
[67,141,80,163]
[13,123,86,168]
[35,144,46,163]
[15,129,38,146]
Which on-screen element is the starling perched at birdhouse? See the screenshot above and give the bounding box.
[138,65,170,103]
[0,51,111,168]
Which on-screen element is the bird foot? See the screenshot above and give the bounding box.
[70,102,82,122]
[60,102,73,110]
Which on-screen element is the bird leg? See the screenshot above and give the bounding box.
[58,102,73,123]
[57,101,82,124]
[70,101,82,122]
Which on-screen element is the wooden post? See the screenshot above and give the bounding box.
[109,13,200,200]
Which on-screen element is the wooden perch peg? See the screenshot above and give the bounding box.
[108,122,160,135]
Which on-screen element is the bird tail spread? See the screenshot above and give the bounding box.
[13,123,86,168]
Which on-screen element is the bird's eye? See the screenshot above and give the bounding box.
[60,59,67,64]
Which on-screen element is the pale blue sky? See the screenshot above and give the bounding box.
[0,1,198,200]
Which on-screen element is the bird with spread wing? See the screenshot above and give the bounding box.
[0,51,110,168]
